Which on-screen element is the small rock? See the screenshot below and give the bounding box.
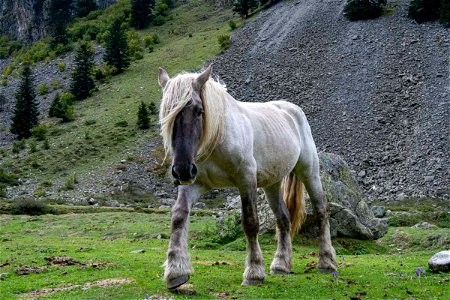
[0,273,8,280]
[193,202,206,209]
[155,191,169,198]
[358,170,366,177]
[106,200,120,207]
[428,250,450,272]
[424,175,435,182]
[411,222,436,229]
[131,249,145,254]
[371,206,385,218]
[160,198,175,207]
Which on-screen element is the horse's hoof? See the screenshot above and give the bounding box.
[270,268,290,275]
[241,278,264,286]
[167,275,189,290]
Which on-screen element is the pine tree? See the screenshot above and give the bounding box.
[48,0,73,48]
[148,101,158,115]
[137,101,150,129]
[75,0,97,18]
[233,0,259,18]
[131,0,155,29]
[49,93,63,118]
[70,42,95,100]
[104,18,130,74]
[10,65,39,140]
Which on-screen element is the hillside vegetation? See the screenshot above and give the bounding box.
[0,0,236,201]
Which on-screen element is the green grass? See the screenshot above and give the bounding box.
[0,211,448,299]
[0,0,237,194]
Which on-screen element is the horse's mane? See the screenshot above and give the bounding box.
[159,72,228,161]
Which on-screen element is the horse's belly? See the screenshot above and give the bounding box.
[255,145,299,187]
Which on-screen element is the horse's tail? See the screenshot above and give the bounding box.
[281,172,306,241]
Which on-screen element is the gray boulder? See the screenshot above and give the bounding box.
[428,250,450,272]
[371,206,385,218]
[225,152,388,240]
[304,152,388,239]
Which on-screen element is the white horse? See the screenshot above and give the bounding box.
[158,65,337,289]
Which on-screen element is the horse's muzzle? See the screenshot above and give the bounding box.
[171,163,197,185]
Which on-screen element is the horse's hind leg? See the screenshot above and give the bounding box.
[238,178,266,285]
[263,183,292,274]
[164,184,204,289]
[295,157,337,273]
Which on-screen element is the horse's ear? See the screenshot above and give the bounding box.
[193,64,212,92]
[158,67,170,88]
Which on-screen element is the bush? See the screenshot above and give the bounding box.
[31,124,48,141]
[49,92,75,122]
[28,140,38,153]
[153,15,166,26]
[0,168,18,196]
[63,174,78,190]
[11,198,49,215]
[12,140,25,154]
[43,138,50,150]
[51,80,62,90]
[214,212,242,244]
[229,20,237,30]
[127,30,144,61]
[344,0,387,21]
[37,83,49,95]
[408,0,440,23]
[144,34,160,48]
[217,35,231,51]
[57,61,66,72]
[94,64,112,82]
[115,120,128,127]
[437,211,450,228]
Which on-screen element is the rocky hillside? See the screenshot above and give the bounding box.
[213,0,449,201]
[0,0,116,43]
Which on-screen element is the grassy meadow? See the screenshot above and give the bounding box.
[0,209,448,299]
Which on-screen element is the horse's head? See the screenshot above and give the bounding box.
[158,65,212,185]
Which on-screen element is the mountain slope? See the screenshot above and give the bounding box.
[213,0,449,200]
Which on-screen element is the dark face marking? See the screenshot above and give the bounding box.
[171,93,204,184]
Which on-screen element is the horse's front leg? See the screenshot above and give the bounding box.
[164,184,204,289]
[239,178,266,286]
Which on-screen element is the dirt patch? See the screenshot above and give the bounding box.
[44,256,84,266]
[299,252,318,259]
[0,261,10,267]
[15,266,47,275]
[304,261,317,273]
[172,283,196,295]
[24,278,133,298]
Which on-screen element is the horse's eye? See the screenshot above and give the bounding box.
[197,109,203,117]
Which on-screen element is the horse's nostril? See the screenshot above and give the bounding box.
[191,164,197,177]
